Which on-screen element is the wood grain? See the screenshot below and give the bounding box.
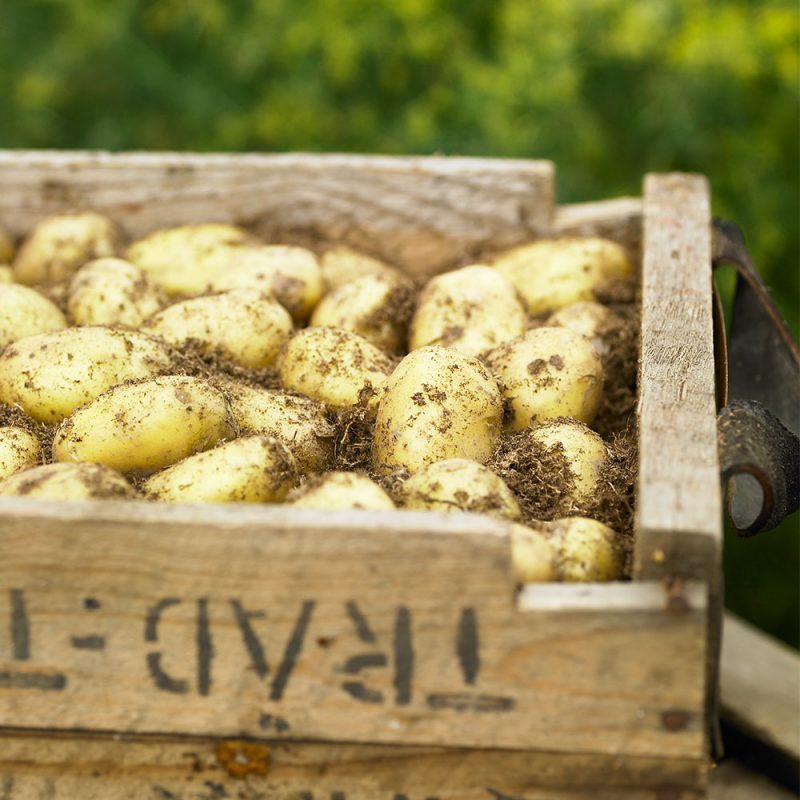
[0,730,708,800]
[0,151,555,280]
[634,174,722,581]
[0,498,707,759]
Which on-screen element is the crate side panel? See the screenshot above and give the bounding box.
[0,502,706,759]
[0,151,555,280]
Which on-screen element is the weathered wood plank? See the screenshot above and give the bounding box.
[0,730,708,799]
[720,613,800,763]
[635,174,721,581]
[0,499,707,759]
[555,196,643,261]
[0,151,555,279]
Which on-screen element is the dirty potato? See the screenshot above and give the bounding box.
[400,458,521,519]
[484,327,604,432]
[208,245,323,322]
[67,258,166,327]
[221,380,334,473]
[493,237,633,315]
[0,462,136,501]
[13,212,123,286]
[0,426,42,480]
[0,267,14,283]
[310,273,414,354]
[0,326,174,423]
[144,290,292,369]
[372,346,503,475]
[547,300,622,356]
[143,435,297,504]
[0,284,67,348]
[510,523,559,582]
[319,246,401,292]
[126,223,253,296]
[52,376,234,474]
[290,471,395,510]
[409,265,527,357]
[278,327,395,411]
[542,516,621,581]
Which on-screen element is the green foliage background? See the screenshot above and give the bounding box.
[1,0,798,644]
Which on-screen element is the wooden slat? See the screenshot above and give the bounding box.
[720,613,800,762]
[635,174,722,581]
[555,196,643,261]
[0,151,555,280]
[0,730,708,799]
[0,499,707,759]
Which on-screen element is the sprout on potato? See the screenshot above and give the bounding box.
[484,327,604,432]
[493,237,633,315]
[290,471,395,510]
[409,265,527,357]
[372,346,503,475]
[0,462,136,501]
[400,458,521,519]
[14,212,123,286]
[0,284,67,348]
[0,426,42,480]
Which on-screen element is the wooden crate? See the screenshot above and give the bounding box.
[0,152,722,799]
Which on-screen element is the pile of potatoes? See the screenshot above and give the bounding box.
[0,212,636,584]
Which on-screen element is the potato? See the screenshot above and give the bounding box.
[143,435,296,504]
[543,517,621,582]
[493,237,633,315]
[547,301,622,356]
[278,327,394,411]
[0,284,67,348]
[290,471,395,510]
[410,265,527,357]
[0,462,135,501]
[319,246,400,292]
[484,327,604,432]
[372,346,503,475]
[0,266,13,284]
[400,458,521,519]
[0,426,41,480]
[0,226,14,264]
[126,223,253,296]
[52,375,234,474]
[527,419,608,505]
[0,327,173,423]
[67,258,166,327]
[310,273,413,354]
[510,523,559,582]
[221,380,334,473]
[208,245,323,322]
[144,290,292,369]
[14,212,123,286]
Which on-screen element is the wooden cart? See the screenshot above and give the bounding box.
[0,152,722,799]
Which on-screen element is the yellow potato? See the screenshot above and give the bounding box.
[319,246,400,292]
[484,327,604,432]
[126,223,253,296]
[0,327,174,423]
[0,226,14,264]
[493,237,633,315]
[527,419,608,505]
[0,284,67,348]
[310,273,413,354]
[208,245,323,322]
[52,375,234,474]
[544,516,621,581]
[410,265,527,357]
[0,426,41,480]
[290,471,395,510]
[547,301,622,356]
[67,258,166,327]
[0,266,14,283]
[372,346,503,475]
[278,327,394,410]
[400,458,521,519]
[0,462,136,501]
[510,523,559,582]
[144,290,292,369]
[14,212,123,285]
[143,435,297,504]
[221,380,334,473]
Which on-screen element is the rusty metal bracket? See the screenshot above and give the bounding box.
[712,219,800,535]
